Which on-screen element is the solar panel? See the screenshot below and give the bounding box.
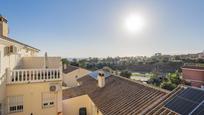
[89,71,110,80]
[191,103,204,115]
[164,87,204,115]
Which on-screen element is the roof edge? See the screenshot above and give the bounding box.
[0,35,40,51]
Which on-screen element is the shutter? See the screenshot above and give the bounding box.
[4,47,6,56]
[10,46,13,53]
[4,46,9,56]
[14,46,17,54]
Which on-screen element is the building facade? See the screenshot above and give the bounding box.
[0,16,62,115]
[182,66,204,88]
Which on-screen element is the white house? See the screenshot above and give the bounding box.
[0,16,62,115]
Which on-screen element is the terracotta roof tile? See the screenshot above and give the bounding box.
[63,75,168,115]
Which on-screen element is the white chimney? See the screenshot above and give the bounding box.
[98,71,105,88]
[63,63,67,70]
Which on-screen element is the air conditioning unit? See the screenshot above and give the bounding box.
[49,84,61,92]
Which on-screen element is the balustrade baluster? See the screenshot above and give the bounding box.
[29,70,32,81]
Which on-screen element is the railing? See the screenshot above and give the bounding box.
[7,68,61,84]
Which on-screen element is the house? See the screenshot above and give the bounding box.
[198,51,204,59]
[63,70,204,115]
[63,65,90,88]
[63,70,168,115]
[182,66,204,88]
[63,69,204,115]
[0,16,62,115]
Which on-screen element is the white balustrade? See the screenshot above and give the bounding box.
[7,68,61,84]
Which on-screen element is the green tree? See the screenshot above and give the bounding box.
[148,73,162,86]
[120,71,132,78]
[61,58,69,65]
[78,59,86,68]
[167,72,181,85]
[160,82,177,91]
[70,58,79,67]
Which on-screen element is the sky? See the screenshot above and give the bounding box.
[0,0,204,58]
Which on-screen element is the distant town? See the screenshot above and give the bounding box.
[62,51,204,90]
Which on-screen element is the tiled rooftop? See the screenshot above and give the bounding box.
[63,65,79,74]
[63,75,168,115]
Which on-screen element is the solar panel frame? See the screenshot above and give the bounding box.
[190,101,204,115]
[164,87,204,115]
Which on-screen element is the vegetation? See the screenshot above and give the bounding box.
[67,53,204,73]
[70,59,79,67]
[61,58,69,65]
[65,52,203,90]
[148,71,181,91]
[120,71,132,78]
[160,82,177,91]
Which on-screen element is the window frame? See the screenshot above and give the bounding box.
[7,95,23,113]
[42,92,55,109]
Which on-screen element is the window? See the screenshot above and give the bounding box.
[9,46,13,53]
[8,96,23,113]
[4,46,17,56]
[79,107,87,115]
[0,103,2,115]
[42,92,55,108]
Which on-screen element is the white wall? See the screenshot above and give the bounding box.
[17,57,61,69]
[0,41,39,114]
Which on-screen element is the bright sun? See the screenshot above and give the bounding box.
[125,14,145,33]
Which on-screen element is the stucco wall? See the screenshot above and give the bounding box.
[182,68,204,87]
[0,42,38,102]
[63,68,90,88]
[0,44,29,104]
[6,81,62,115]
[63,95,102,115]
[17,57,61,69]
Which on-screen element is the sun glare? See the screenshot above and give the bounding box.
[125,14,145,33]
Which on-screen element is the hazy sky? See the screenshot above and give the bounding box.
[0,0,204,58]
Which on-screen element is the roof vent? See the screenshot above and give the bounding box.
[98,71,105,88]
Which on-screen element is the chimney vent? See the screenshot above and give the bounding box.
[98,71,105,88]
